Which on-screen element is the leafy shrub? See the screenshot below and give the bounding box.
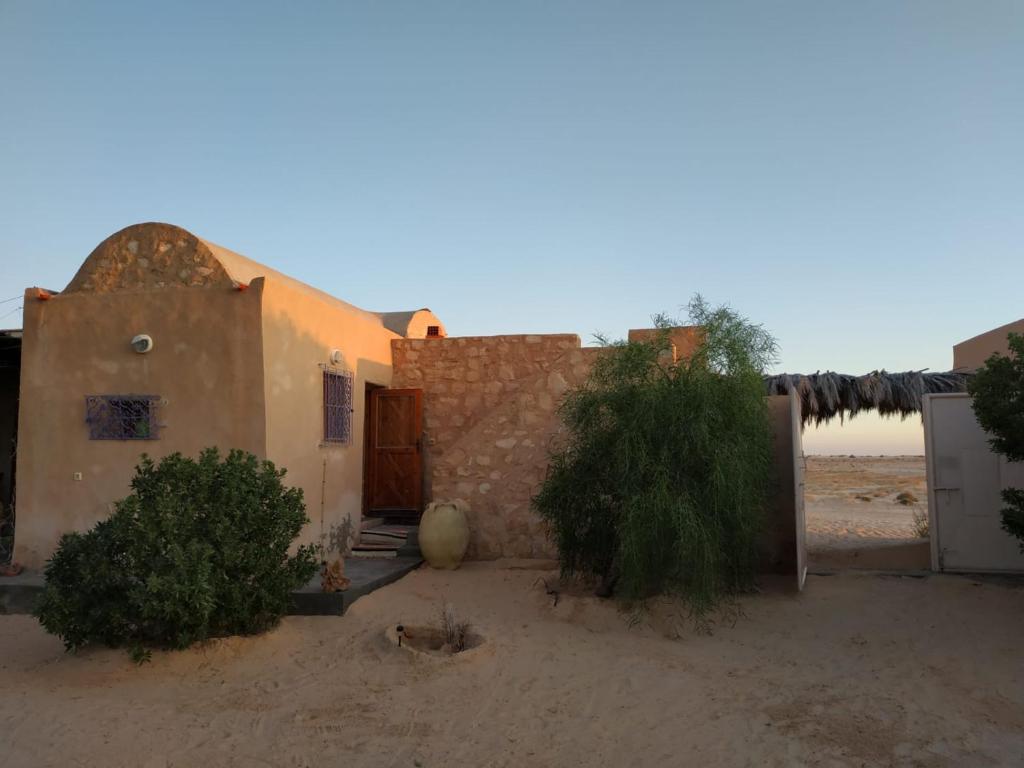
[969,332,1024,549]
[35,448,318,656]
[532,296,776,616]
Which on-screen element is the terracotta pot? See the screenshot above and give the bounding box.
[419,500,470,569]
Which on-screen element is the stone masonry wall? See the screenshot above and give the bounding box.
[391,334,599,559]
[392,331,801,574]
[64,223,233,293]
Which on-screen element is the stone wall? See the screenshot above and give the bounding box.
[64,222,233,293]
[391,334,599,559]
[392,333,803,578]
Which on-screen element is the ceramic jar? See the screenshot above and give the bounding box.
[419,500,470,569]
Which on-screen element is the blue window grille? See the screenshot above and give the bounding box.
[85,395,160,440]
[323,370,353,444]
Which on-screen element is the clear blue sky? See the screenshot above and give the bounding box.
[1,1,1021,451]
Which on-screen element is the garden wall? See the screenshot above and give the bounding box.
[393,335,804,573]
[391,334,599,559]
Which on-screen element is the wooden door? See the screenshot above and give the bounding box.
[366,388,423,516]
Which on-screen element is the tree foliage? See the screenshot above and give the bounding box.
[532,296,777,615]
[968,332,1024,548]
[35,448,318,657]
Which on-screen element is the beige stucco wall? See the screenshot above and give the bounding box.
[378,309,446,339]
[391,334,599,559]
[14,284,266,568]
[627,326,703,362]
[259,277,397,557]
[953,319,1024,373]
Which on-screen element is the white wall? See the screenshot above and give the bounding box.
[924,393,1024,573]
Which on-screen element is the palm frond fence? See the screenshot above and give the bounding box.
[764,371,969,427]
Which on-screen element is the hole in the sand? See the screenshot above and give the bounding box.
[385,624,484,656]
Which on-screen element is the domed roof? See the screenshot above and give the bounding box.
[64,222,444,337]
[65,222,233,293]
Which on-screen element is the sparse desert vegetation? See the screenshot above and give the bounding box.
[805,456,928,550]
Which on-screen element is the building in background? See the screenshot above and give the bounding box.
[953,318,1024,373]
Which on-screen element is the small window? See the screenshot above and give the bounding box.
[323,370,353,444]
[426,325,441,337]
[85,395,159,440]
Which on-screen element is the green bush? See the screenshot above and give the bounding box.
[35,448,318,656]
[969,332,1024,549]
[532,296,776,616]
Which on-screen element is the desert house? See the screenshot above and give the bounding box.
[7,222,806,576]
[11,223,445,569]
[14,222,1021,580]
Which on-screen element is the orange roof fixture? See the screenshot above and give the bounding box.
[35,288,53,301]
[233,281,249,292]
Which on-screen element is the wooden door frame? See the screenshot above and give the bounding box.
[361,382,386,517]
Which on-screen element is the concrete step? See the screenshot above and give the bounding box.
[353,524,420,559]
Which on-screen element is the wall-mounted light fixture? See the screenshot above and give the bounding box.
[329,349,344,366]
[131,334,154,354]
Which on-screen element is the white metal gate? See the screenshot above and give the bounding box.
[923,393,1024,573]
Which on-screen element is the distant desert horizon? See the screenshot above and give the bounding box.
[804,455,928,572]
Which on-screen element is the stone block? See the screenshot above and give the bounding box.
[548,371,568,396]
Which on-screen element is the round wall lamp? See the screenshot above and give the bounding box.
[131,334,154,354]
[329,349,345,366]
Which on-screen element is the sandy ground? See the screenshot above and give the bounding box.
[2,564,1023,768]
[806,456,927,551]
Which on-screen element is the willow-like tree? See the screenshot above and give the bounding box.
[532,296,777,616]
[969,332,1024,549]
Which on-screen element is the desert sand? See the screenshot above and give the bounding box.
[2,563,1023,767]
[806,455,928,554]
